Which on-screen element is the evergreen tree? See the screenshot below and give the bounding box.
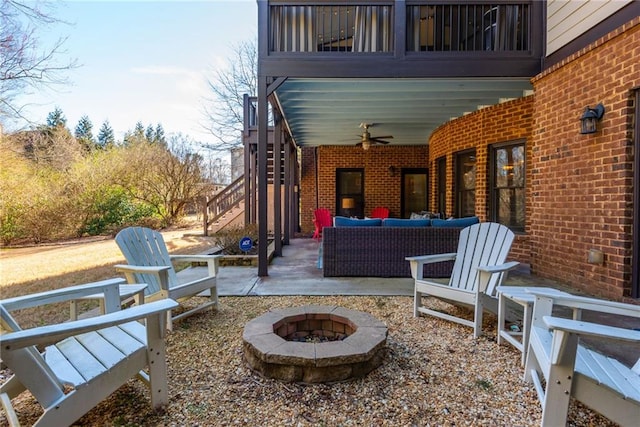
[123,121,147,146]
[145,124,155,142]
[46,107,67,128]
[155,123,166,145]
[74,115,96,151]
[134,122,145,139]
[97,120,115,148]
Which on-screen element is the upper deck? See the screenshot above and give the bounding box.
[258,1,543,79]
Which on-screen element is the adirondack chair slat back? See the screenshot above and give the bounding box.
[115,227,179,295]
[313,208,333,239]
[449,222,515,295]
[0,305,65,408]
[371,207,390,219]
[314,208,332,228]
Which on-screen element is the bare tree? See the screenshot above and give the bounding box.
[203,154,230,185]
[118,134,212,225]
[201,39,257,152]
[0,0,77,123]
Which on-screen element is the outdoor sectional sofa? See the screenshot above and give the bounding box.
[322,216,479,277]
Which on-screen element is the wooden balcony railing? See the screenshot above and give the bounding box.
[268,1,531,54]
[407,3,530,52]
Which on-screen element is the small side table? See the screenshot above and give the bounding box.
[69,283,147,320]
[496,286,568,366]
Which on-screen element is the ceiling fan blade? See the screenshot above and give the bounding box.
[370,138,392,144]
[372,135,393,139]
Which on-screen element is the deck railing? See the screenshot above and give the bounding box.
[407,3,530,52]
[268,1,531,54]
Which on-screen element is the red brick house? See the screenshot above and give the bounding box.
[247,0,639,302]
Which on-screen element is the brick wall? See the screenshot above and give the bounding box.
[530,17,639,299]
[300,147,318,234]
[300,145,428,233]
[297,18,638,301]
[428,97,534,265]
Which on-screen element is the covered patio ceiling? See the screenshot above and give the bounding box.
[273,77,533,148]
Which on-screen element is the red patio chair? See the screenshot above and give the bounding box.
[371,207,390,219]
[313,208,332,240]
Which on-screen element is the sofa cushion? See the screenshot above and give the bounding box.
[334,216,382,227]
[382,218,431,227]
[432,216,480,228]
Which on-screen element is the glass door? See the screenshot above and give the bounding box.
[401,168,428,218]
[336,169,364,218]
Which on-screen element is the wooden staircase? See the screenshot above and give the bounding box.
[207,200,245,234]
[203,175,245,236]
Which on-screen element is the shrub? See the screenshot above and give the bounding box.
[214,224,259,255]
[0,204,26,245]
[79,187,156,236]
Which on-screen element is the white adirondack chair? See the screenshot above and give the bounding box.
[0,278,178,427]
[524,289,640,427]
[115,226,221,330]
[406,222,519,338]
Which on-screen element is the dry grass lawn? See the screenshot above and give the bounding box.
[0,224,218,328]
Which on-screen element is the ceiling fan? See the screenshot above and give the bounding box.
[356,123,393,150]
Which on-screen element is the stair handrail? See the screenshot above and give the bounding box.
[203,174,245,236]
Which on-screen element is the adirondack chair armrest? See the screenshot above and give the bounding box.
[477,261,520,275]
[0,299,179,351]
[406,253,457,264]
[115,264,172,291]
[406,253,457,279]
[476,261,520,293]
[114,264,172,275]
[0,278,126,312]
[543,315,640,344]
[526,289,640,319]
[170,254,221,276]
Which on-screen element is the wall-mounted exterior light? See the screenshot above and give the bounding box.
[587,248,604,265]
[580,103,605,134]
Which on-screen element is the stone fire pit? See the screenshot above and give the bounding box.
[242,305,388,383]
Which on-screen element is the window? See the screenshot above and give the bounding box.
[455,150,476,217]
[490,141,525,231]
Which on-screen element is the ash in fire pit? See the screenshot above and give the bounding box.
[243,305,388,383]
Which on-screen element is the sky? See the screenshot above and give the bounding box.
[8,0,257,147]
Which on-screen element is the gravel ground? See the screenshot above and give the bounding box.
[1,295,617,426]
